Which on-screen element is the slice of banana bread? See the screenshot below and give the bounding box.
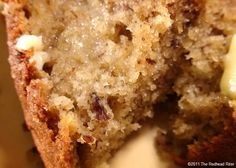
[3,0,236,168]
[3,0,176,167]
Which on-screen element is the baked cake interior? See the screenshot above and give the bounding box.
[15,0,236,167]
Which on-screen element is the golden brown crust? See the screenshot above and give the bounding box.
[3,1,79,167]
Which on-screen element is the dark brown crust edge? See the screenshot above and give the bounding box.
[3,1,79,168]
[187,114,236,164]
[169,113,236,168]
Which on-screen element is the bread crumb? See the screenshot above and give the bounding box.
[59,111,79,133]
[51,95,74,111]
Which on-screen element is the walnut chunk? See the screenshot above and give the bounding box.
[91,93,110,121]
[146,58,156,65]
[82,135,96,144]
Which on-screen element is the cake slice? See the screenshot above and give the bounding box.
[2,0,177,167]
[2,0,236,168]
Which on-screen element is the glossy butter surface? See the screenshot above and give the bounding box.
[221,35,236,99]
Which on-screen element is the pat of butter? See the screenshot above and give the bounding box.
[29,51,49,70]
[220,35,236,99]
[16,35,43,51]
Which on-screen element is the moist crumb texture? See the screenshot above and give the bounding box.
[26,0,176,167]
[4,0,236,167]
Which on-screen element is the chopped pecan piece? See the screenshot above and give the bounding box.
[146,58,156,65]
[82,135,96,144]
[91,93,110,121]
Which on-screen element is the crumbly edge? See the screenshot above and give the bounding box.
[3,1,79,168]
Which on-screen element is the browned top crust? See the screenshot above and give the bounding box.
[3,1,79,167]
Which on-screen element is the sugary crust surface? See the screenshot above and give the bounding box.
[3,1,78,167]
